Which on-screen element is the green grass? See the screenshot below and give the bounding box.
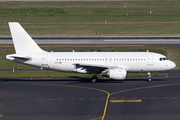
[0,1,180,36]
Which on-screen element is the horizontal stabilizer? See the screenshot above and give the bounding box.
[6,54,31,61]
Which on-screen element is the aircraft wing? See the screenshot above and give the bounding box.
[73,63,120,74]
[74,63,119,69]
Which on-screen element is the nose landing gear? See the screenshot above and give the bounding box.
[148,72,152,82]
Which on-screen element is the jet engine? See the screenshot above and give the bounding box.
[102,69,127,80]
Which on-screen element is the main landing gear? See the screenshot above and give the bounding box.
[91,76,98,83]
[91,74,98,83]
[147,72,152,82]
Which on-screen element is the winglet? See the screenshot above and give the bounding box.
[8,22,45,54]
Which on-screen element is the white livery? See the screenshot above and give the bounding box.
[6,22,176,82]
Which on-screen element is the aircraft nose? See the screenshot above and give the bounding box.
[170,61,176,69]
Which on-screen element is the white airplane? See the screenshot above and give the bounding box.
[6,22,176,82]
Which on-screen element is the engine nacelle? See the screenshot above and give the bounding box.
[102,69,127,80]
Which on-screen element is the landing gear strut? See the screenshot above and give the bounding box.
[147,72,152,82]
[91,75,98,83]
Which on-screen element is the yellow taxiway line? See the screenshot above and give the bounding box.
[110,100,142,103]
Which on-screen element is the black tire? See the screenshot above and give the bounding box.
[91,76,97,83]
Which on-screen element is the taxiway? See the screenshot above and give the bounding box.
[0,70,180,120]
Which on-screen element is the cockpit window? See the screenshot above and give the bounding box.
[159,57,168,61]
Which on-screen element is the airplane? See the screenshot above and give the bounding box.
[6,22,176,82]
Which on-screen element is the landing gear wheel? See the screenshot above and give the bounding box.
[147,72,152,82]
[91,76,98,83]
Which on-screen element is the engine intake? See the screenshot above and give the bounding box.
[102,69,127,80]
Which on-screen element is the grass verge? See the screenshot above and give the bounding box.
[0,1,180,36]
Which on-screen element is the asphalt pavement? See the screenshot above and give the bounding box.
[0,70,180,120]
[1,36,180,45]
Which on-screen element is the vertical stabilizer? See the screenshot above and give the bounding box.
[9,22,45,54]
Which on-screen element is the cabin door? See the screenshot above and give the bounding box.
[42,54,48,68]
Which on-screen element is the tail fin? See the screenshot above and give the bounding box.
[9,22,45,54]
